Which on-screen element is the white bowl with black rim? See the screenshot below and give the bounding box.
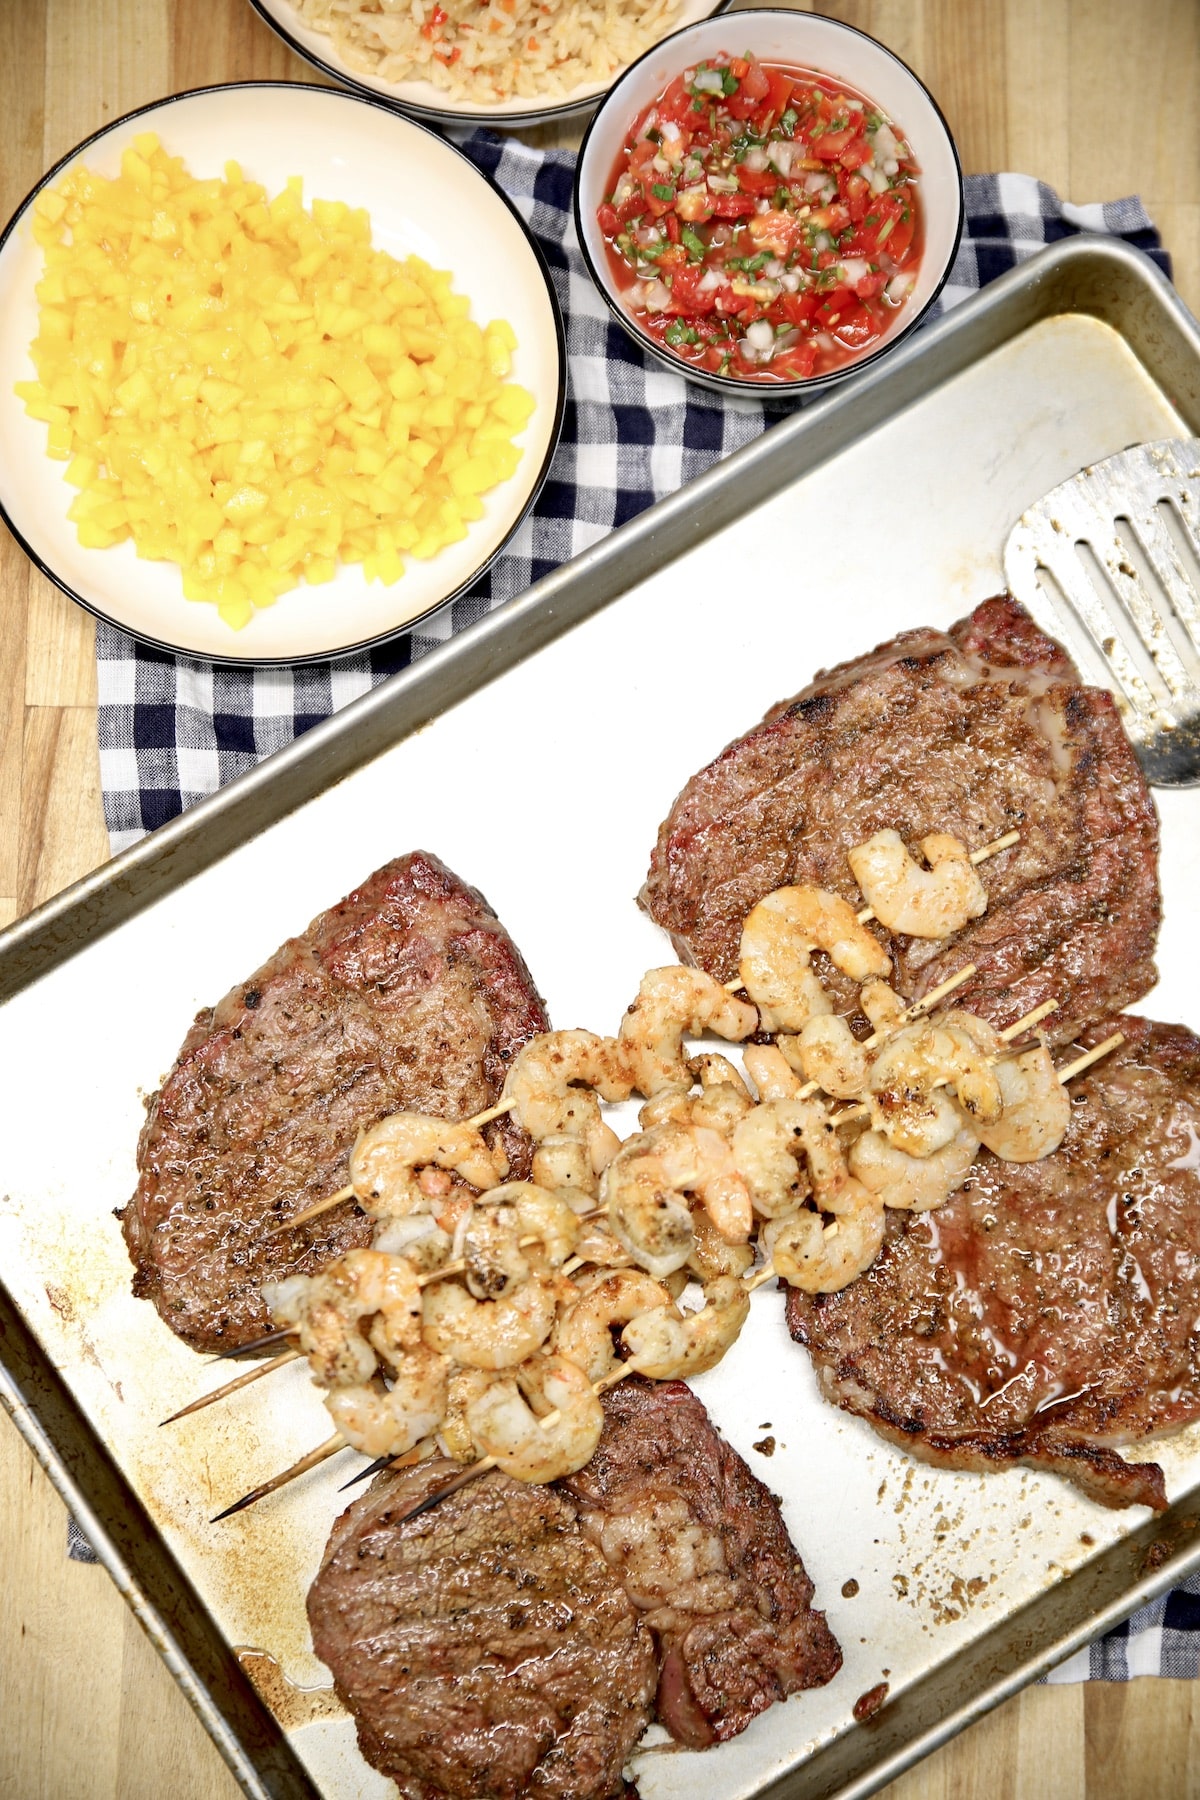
[574,8,964,399]
[0,82,566,665]
[248,0,733,130]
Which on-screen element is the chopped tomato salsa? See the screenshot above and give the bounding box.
[597,54,923,384]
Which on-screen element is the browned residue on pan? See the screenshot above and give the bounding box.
[235,1646,345,1729]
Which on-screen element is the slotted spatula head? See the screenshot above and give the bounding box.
[1003,437,1200,787]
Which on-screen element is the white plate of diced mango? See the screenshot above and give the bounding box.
[0,83,564,662]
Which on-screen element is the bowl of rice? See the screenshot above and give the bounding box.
[249,0,733,127]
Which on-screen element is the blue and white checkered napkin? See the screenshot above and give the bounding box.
[84,140,1197,1680]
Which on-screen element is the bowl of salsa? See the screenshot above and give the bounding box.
[574,9,963,396]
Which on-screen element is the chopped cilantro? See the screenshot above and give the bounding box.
[722,69,739,95]
[651,182,675,202]
[681,225,708,260]
[779,107,798,136]
[665,319,700,347]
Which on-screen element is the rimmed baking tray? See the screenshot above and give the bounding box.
[3,235,1200,1800]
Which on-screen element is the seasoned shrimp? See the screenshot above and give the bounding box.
[738,885,892,1033]
[502,1030,634,1174]
[421,1271,557,1370]
[531,1135,600,1206]
[324,1343,448,1459]
[618,968,758,1097]
[572,1218,637,1271]
[866,1016,1003,1157]
[460,1183,580,1299]
[371,1212,451,1273]
[466,1352,604,1483]
[731,1100,814,1219]
[639,1053,756,1135]
[850,1124,980,1211]
[860,979,908,1033]
[604,1121,753,1279]
[264,1248,423,1389]
[742,1041,805,1102]
[350,1113,505,1220]
[621,1275,750,1379]
[439,1365,495,1462]
[787,1014,871,1099]
[687,1207,755,1283]
[848,830,987,939]
[762,1177,885,1291]
[555,1268,674,1382]
[978,1044,1071,1161]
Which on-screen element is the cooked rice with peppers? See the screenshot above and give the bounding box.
[291,0,682,104]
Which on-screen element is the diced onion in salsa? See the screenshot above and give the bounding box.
[597,54,923,384]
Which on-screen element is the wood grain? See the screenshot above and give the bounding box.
[1,2,1198,1796]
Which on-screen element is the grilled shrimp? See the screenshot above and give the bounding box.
[501,1030,634,1174]
[731,1100,813,1219]
[978,1043,1071,1161]
[848,830,987,939]
[621,1275,750,1379]
[639,1053,756,1135]
[324,1344,448,1460]
[555,1268,674,1383]
[849,1124,980,1211]
[687,1206,755,1282]
[762,1181,884,1292]
[531,1135,600,1205]
[860,979,907,1033]
[421,1271,557,1370]
[371,1212,452,1273]
[866,1016,1002,1157]
[743,1041,805,1102]
[618,968,758,1097]
[460,1183,580,1300]
[264,1248,423,1389]
[466,1352,604,1483]
[738,885,892,1033]
[787,1014,871,1099]
[604,1121,753,1279]
[439,1365,495,1462]
[350,1113,505,1220]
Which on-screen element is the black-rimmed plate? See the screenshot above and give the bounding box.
[249,0,732,129]
[0,82,565,665]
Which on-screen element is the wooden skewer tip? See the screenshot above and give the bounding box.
[161,1347,301,1425]
[210,1433,345,1523]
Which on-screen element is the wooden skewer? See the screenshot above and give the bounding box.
[743,1024,1126,1294]
[210,1433,346,1523]
[213,1325,295,1361]
[160,1348,302,1425]
[724,830,1021,993]
[1055,1031,1125,1083]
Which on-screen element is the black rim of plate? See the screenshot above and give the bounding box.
[246,0,734,131]
[0,80,568,668]
[572,6,966,403]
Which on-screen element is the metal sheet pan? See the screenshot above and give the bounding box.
[3,236,1200,1800]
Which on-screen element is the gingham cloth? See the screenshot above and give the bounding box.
[80,142,1198,1679]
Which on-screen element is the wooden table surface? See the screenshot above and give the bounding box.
[2,2,1199,1796]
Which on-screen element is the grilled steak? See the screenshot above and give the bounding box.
[560,1378,842,1747]
[787,1018,1200,1512]
[641,596,1160,1043]
[307,1459,657,1800]
[121,853,548,1353]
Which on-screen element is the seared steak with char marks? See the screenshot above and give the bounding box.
[787,1018,1200,1511]
[560,1377,842,1747]
[121,853,547,1353]
[308,1459,657,1800]
[641,596,1160,1043]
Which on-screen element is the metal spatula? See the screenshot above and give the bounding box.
[1003,437,1200,787]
